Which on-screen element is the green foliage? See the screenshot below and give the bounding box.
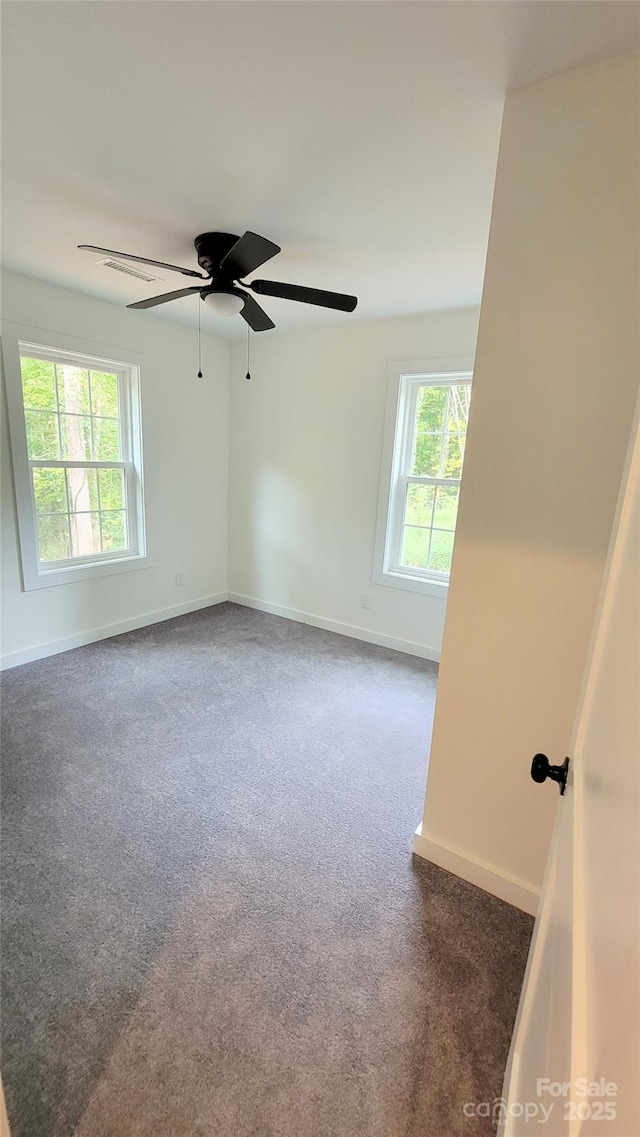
[21,357,57,410]
[400,382,469,575]
[98,469,124,511]
[31,465,127,561]
[34,504,127,562]
[57,366,90,414]
[401,526,429,569]
[433,485,459,529]
[25,411,60,460]
[33,468,67,514]
[21,357,122,462]
[100,511,126,551]
[401,525,455,573]
[405,484,459,529]
[428,530,455,572]
[21,358,119,418]
[413,430,464,479]
[21,356,127,564]
[415,384,448,432]
[91,371,119,417]
[94,418,121,461]
[401,483,459,574]
[37,515,70,562]
[406,484,435,526]
[411,383,469,478]
[60,414,92,461]
[412,434,441,478]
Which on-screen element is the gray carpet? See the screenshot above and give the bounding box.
[1,602,532,1137]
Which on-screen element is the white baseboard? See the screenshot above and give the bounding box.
[1,591,439,670]
[412,824,540,916]
[227,592,441,662]
[0,592,229,670]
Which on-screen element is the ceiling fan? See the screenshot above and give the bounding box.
[78,231,358,331]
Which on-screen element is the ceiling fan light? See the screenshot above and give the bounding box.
[204,291,244,317]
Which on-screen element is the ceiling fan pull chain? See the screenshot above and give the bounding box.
[246,324,251,381]
[197,295,203,379]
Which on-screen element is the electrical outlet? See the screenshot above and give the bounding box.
[175,572,185,587]
[360,593,372,609]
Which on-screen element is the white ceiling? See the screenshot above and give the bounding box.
[2,1,638,339]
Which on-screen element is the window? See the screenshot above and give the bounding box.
[4,334,146,590]
[374,361,472,595]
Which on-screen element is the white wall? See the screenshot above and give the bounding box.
[1,271,229,666]
[228,308,479,659]
[415,50,640,912]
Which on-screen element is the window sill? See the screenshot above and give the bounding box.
[22,553,150,592]
[373,567,449,599]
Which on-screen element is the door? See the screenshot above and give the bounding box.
[500,398,640,1136]
[0,1079,9,1137]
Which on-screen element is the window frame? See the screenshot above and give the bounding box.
[3,323,148,591]
[373,358,473,597]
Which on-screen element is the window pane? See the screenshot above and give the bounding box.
[98,468,125,511]
[93,417,122,461]
[17,348,141,576]
[66,467,98,513]
[415,385,448,434]
[405,483,435,526]
[70,512,101,557]
[442,433,464,479]
[57,365,90,414]
[100,511,127,552]
[20,357,57,410]
[37,514,70,562]
[90,371,119,418]
[25,411,60,459]
[401,526,430,569]
[428,530,455,573]
[32,467,67,514]
[433,485,459,530]
[410,383,470,478]
[60,414,92,461]
[411,433,443,477]
[446,384,471,434]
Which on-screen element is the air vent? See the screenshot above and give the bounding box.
[99,258,162,283]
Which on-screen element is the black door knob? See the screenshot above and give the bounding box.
[531,753,570,795]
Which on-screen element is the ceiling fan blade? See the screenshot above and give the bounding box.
[220,231,281,279]
[249,279,357,312]
[78,245,206,280]
[240,293,276,332]
[127,287,202,310]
